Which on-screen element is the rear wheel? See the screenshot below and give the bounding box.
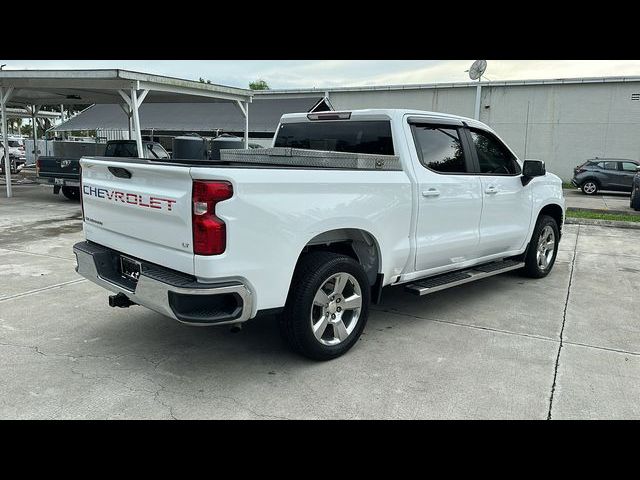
[581,180,598,195]
[280,252,370,360]
[522,215,559,278]
[61,186,80,201]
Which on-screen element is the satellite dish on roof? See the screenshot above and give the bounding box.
[468,60,487,81]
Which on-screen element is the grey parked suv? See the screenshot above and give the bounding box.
[572,158,640,195]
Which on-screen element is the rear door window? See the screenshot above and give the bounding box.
[603,161,618,170]
[410,125,469,174]
[274,120,394,155]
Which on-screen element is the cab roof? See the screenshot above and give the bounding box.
[279,108,491,131]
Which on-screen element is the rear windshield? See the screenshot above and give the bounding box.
[274,120,394,155]
[105,142,137,157]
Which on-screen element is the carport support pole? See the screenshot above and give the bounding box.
[31,105,40,165]
[130,87,144,157]
[244,101,249,149]
[1,86,15,198]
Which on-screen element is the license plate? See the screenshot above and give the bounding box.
[54,178,64,185]
[120,256,141,282]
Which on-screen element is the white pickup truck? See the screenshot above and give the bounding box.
[73,109,565,360]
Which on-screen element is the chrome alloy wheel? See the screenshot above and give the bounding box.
[582,182,597,194]
[310,272,362,346]
[536,225,556,270]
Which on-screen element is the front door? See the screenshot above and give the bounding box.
[408,119,483,272]
[620,161,639,189]
[465,128,533,257]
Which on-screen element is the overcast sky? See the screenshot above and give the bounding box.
[3,60,640,90]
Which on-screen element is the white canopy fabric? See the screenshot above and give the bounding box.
[51,97,329,133]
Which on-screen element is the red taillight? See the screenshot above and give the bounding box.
[192,180,233,255]
[79,165,84,219]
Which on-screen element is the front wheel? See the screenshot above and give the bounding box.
[522,215,559,278]
[280,252,370,360]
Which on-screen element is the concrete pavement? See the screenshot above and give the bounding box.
[1,185,638,419]
[563,188,637,214]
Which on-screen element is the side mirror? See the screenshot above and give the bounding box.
[522,159,546,186]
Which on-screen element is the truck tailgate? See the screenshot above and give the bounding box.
[80,157,195,275]
[37,156,80,179]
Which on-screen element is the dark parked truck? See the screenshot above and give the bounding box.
[36,140,170,200]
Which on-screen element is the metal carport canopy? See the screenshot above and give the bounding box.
[50,96,328,133]
[0,69,253,197]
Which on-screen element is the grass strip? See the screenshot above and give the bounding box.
[566,209,640,222]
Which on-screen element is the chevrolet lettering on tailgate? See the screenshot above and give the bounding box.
[82,185,177,211]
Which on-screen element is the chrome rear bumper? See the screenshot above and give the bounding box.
[73,241,252,326]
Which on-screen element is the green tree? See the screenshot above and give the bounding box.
[249,79,269,90]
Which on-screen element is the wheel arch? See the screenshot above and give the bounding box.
[537,203,564,236]
[294,228,382,287]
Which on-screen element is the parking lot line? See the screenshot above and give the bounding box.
[0,279,86,302]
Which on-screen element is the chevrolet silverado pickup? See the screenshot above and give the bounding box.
[73,109,565,360]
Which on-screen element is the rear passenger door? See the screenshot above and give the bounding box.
[465,127,533,257]
[408,118,483,271]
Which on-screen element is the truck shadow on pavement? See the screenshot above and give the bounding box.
[79,268,561,371]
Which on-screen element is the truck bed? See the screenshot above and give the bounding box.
[81,147,402,171]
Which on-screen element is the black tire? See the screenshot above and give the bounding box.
[522,215,560,278]
[631,189,640,211]
[280,251,370,361]
[61,186,80,201]
[581,179,599,195]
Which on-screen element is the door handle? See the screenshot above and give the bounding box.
[422,188,440,197]
[485,186,498,194]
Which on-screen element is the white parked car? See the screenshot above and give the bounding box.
[7,137,26,161]
[73,109,565,360]
[0,137,26,174]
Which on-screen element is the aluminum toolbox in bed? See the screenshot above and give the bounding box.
[219,147,402,171]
